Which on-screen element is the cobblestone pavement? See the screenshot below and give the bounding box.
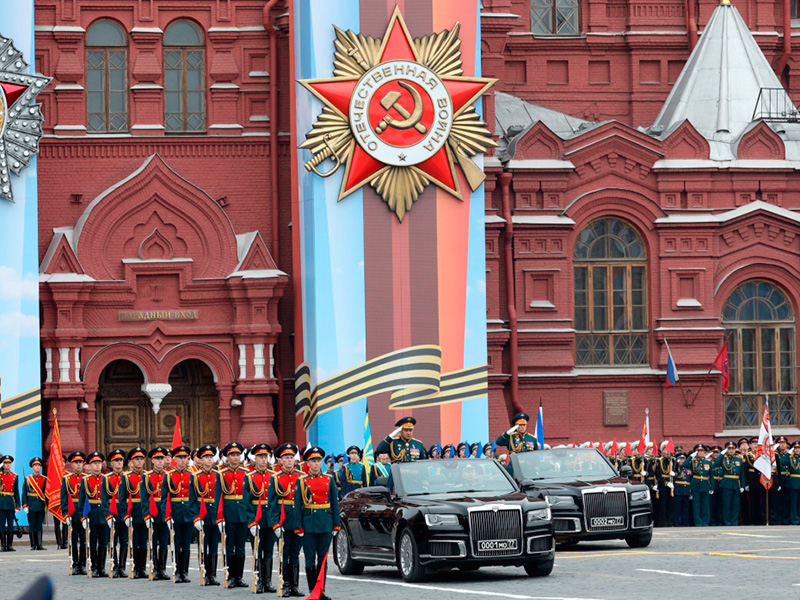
[5,526,800,599]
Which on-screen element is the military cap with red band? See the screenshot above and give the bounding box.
[149,446,169,459]
[68,451,86,463]
[107,448,126,462]
[251,443,273,456]
[394,416,416,428]
[303,446,325,461]
[197,444,217,458]
[512,412,530,425]
[87,451,105,464]
[275,443,298,458]
[127,447,146,460]
[172,445,191,458]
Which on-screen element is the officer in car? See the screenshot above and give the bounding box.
[495,413,540,454]
[375,417,426,463]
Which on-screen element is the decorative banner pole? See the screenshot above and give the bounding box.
[291,0,495,450]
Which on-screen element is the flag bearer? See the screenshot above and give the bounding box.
[268,443,303,597]
[61,452,86,573]
[80,451,110,577]
[495,413,540,454]
[712,441,746,526]
[142,447,170,581]
[194,444,221,585]
[683,444,713,527]
[247,443,276,593]
[216,441,251,588]
[118,447,148,578]
[161,445,199,583]
[103,448,127,577]
[23,457,47,550]
[295,446,339,600]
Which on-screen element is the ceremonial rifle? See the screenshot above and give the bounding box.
[221,522,228,588]
[198,525,205,586]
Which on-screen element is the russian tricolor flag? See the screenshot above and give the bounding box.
[665,339,679,387]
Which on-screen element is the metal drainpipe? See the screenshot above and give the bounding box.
[264,0,284,440]
[776,0,792,75]
[499,171,523,415]
[686,0,698,50]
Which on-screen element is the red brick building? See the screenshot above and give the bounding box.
[34,0,800,453]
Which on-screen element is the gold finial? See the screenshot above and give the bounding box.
[721,0,730,5]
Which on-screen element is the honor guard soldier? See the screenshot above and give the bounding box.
[630,445,649,486]
[0,455,19,552]
[118,447,148,578]
[267,443,303,597]
[61,452,86,572]
[712,441,745,526]
[683,444,713,527]
[194,444,221,585]
[103,448,127,577]
[247,443,277,593]
[495,413,540,454]
[295,446,339,600]
[787,441,800,525]
[375,417,426,463]
[80,452,110,577]
[216,441,251,588]
[673,452,692,527]
[142,446,170,581]
[22,457,46,550]
[162,445,199,583]
[370,450,391,482]
[335,446,365,498]
[652,442,675,527]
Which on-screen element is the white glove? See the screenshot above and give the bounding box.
[274,526,283,539]
[145,518,152,529]
[296,531,304,537]
[250,525,257,537]
[65,516,71,527]
[669,471,675,477]
[506,425,519,435]
[106,518,113,529]
[690,452,697,458]
[218,521,225,533]
[23,507,28,514]
[740,488,745,493]
[778,486,782,491]
[709,490,714,495]
[166,519,173,531]
[667,482,674,489]
[745,485,750,492]
[194,520,203,531]
[721,447,729,455]
[125,517,132,528]
[82,518,89,529]
[389,427,402,438]
[653,485,659,493]
[774,443,781,450]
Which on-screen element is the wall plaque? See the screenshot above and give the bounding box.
[119,309,198,321]
[603,390,628,426]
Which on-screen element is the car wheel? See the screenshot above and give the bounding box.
[524,558,554,577]
[334,527,364,575]
[397,529,425,583]
[625,532,652,548]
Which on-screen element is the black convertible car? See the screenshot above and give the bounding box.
[509,448,653,548]
[334,458,555,582]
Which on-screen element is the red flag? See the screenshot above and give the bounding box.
[304,552,328,600]
[199,498,207,521]
[165,494,172,522]
[713,342,730,393]
[598,440,606,455]
[217,491,224,523]
[279,502,285,525]
[624,441,633,457]
[149,486,158,518]
[67,492,76,517]
[171,415,182,468]
[109,492,118,516]
[126,498,133,520]
[45,413,66,523]
[610,438,618,455]
[665,437,675,454]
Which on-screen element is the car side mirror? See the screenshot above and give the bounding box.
[519,479,536,490]
[369,485,391,500]
[620,465,633,478]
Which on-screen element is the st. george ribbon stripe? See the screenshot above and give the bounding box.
[295,345,487,430]
[0,386,41,432]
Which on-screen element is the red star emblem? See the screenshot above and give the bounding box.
[299,8,495,216]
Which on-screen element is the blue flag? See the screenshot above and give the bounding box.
[437,441,442,458]
[82,495,91,519]
[491,439,497,455]
[449,444,455,458]
[665,339,679,387]
[535,405,544,447]
[476,441,483,458]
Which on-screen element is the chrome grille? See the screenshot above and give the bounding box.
[467,505,523,557]
[582,488,628,532]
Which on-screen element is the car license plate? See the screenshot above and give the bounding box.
[590,516,623,527]
[478,539,518,551]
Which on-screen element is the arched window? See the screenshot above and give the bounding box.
[86,20,128,133]
[722,280,796,428]
[573,218,648,366]
[164,20,205,132]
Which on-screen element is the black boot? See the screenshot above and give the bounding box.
[280,563,291,596]
[227,554,236,587]
[61,523,69,549]
[54,522,62,549]
[36,531,46,550]
[179,549,191,583]
[29,532,35,550]
[116,544,128,577]
[264,558,276,593]
[305,566,318,595]
[157,547,170,580]
[134,548,148,579]
[98,547,109,577]
[290,563,303,597]
[6,531,15,552]
[318,561,332,600]
[206,554,220,586]
[90,544,100,578]
[235,555,248,588]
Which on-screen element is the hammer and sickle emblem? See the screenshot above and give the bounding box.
[375,81,427,135]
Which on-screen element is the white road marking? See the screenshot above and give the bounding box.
[636,569,714,578]
[22,559,65,563]
[327,574,605,600]
[720,532,774,538]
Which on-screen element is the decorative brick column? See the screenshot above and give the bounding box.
[129,27,164,136]
[52,25,86,136]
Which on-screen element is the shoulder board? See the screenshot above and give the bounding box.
[412,438,423,443]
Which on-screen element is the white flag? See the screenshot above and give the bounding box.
[753,397,775,480]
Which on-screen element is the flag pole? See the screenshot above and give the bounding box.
[689,332,732,407]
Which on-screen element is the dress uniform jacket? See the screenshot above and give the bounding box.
[160,468,199,523]
[22,474,46,512]
[778,451,791,524]
[60,472,83,518]
[682,455,712,527]
[194,468,219,520]
[370,462,391,483]
[494,431,540,453]
[117,470,147,522]
[267,468,303,532]
[141,469,167,522]
[630,457,650,485]
[375,435,426,463]
[712,452,745,526]
[247,468,273,527]
[0,471,20,511]
[79,473,109,525]
[673,463,692,527]
[103,472,124,517]
[652,456,676,527]
[215,466,251,523]
[294,473,340,535]
[786,452,800,525]
[335,463,366,498]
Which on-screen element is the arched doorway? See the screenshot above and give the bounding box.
[96,358,220,455]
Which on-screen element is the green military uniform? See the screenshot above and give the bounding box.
[79,451,110,577]
[375,416,426,463]
[787,442,800,525]
[160,445,200,583]
[495,412,540,454]
[712,443,745,526]
[709,446,723,526]
[778,448,791,524]
[683,445,713,527]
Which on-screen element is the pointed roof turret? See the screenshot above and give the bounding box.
[649,1,793,160]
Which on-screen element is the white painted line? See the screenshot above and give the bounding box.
[23,559,65,563]
[327,574,606,600]
[720,532,774,538]
[636,569,714,578]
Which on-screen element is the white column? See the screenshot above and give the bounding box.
[238,344,247,379]
[73,347,81,382]
[58,347,70,382]
[268,343,275,379]
[45,348,53,383]
[253,343,265,379]
[141,383,172,414]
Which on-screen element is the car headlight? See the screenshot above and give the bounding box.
[424,514,460,527]
[526,507,552,524]
[631,489,650,503]
[544,495,574,506]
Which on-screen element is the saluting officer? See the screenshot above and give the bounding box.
[193,444,221,586]
[81,451,110,577]
[712,441,745,526]
[103,448,127,577]
[61,451,86,572]
[495,413,540,454]
[295,446,339,600]
[375,416,426,463]
[142,446,170,581]
[161,445,199,583]
[22,457,47,550]
[118,447,148,578]
[683,444,713,527]
[0,455,19,552]
[216,441,251,588]
[247,443,277,593]
[267,443,303,597]
[335,446,365,498]
[673,452,692,527]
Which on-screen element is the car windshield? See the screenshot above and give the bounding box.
[395,459,517,496]
[515,449,617,480]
